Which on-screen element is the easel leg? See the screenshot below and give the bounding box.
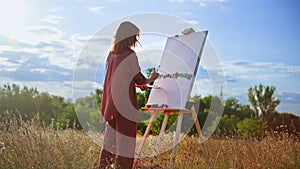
[133,112,157,169]
[170,113,183,169]
[191,105,202,138]
[152,113,169,164]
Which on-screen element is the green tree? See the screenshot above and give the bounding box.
[248,84,281,121]
[0,84,38,120]
[188,95,224,136]
[147,114,177,135]
[95,89,103,109]
[224,98,254,119]
[237,118,268,138]
[194,95,212,127]
[208,98,256,136]
[36,92,55,124]
[137,92,146,108]
[75,93,103,131]
[0,83,79,129]
[144,67,156,100]
[213,114,240,136]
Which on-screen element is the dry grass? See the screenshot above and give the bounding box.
[0,112,99,169]
[137,134,300,169]
[0,112,299,169]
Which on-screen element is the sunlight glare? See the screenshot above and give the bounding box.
[0,0,29,34]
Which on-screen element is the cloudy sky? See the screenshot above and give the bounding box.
[0,0,299,115]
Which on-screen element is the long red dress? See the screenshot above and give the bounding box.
[99,49,147,169]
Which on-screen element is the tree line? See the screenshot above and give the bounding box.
[0,84,79,129]
[0,83,299,138]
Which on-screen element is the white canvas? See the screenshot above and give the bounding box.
[147,31,208,109]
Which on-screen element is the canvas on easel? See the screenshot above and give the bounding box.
[146,30,208,109]
[133,30,208,169]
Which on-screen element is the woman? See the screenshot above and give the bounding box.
[99,21,159,169]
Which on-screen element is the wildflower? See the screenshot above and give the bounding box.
[282,152,290,162]
[0,141,6,154]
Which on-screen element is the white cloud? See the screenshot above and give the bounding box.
[0,45,13,52]
[60,72,71,76]
[184,11,192,16]
[8,25,65,45]
[169,0,186,3]
[0,27,82,71]
[18,55,28,64]
[71,34,93,43]
[277,103,300,115]
[4,68,17,72]
[0,57,8,64]
[70,33,94,50]
[50,7,62,12]
[187,20,199,25]
[0,22,113,77]
[221,60,300,80]
[199,2,206,7]
[29,25,63,36]
[137,50,163,69]
[192,0,227,3]
[41,15,64,25]
[38,50,76,70]
[30,68,47,73]
[0,57,21,68]
[275,91,300,114]
[211,0,226,3]
[169,0,227,7]
[192,78,213,97]
[76,63,91,70]
[89,6,105,14]
[205,60,300,113]
[72,80,103,98]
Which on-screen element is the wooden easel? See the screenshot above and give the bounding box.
[133,30,207,168]
[133,104,202,169]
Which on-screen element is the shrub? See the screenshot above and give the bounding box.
[237,118,268,138]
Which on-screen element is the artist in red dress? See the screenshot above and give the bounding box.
[99,21,159,169]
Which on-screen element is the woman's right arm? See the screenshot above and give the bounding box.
[146,71,159,84]
[134,71,159,85]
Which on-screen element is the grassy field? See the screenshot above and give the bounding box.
[0,114,299,169]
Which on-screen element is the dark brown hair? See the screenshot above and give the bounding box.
[111,21,140,54]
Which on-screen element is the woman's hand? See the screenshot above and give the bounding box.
[150,71,159,81]
[135,84,148,91]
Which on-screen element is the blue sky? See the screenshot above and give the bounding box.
[0,0,299,115]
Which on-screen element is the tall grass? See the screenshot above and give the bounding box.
[136,133,300,169]
[0,111,299,169]
[0,111,99,169]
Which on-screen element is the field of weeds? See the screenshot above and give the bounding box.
[0,113,299,169]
